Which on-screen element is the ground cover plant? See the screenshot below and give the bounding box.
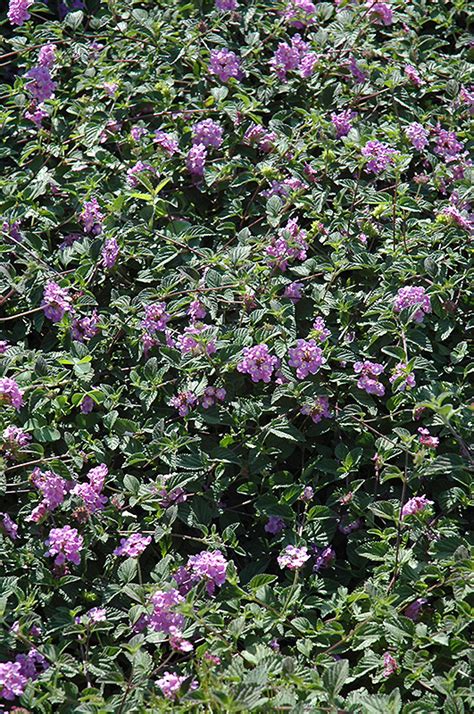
[0,0,473,711]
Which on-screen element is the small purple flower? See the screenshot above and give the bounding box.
[154,130,179,155]
[243,124,277,152]
[156,671,187,700]
[42,281,72,323]
[72,464,108,514]
[312,545,335,572]
[404,64,423,88]
[300,396,331,423]
[215,0,238,9]
[281,0,317,27]
[405,122,429,150]
[187,299,206,321]
[366,1,393,25]
[38,43,56,69]
[354,361,385,396]
[331,109,355,138]
[186,549,228,594]
[130,125,146,141]
[394,286,431,323]
[177,325,216,356]
[186,143,207,176]
[71,311,100,342]
[0,512,18,540]
[141,302,170,333]
[192,119,224,149]
[0,661,28,700]
[0,378,24,410]
[401,495,434,519]
[80,197,104,235]
[301,486,314,502]
[277,544,310,570]
[361,141,397,174]
[434,128,464,160]
[237,344,278,383]
[126,161,154,187]
[266,218,308,271]
[148,589,185,633]
[348,55,368,84]
[404,598,427,620]
[169,391,198,417]
[0,340,9,354]
[8,0,33,26]
[418,428,439,449]
[25,103,49,126]
[113,533,152,557]
[209,48,242,82]
[45,525,84,569]
[101,238,119,268]
[284,282,304,303]
[201,386,226,409]
[389,362,416,391]
[440,205,473,232]
[383,652,398,677]
[26,66,56,103]
[288,339,325,380]
[103,81,118,97]
[312,316,331,342]
[80,395,94,414]
[265,516,285,535]
[271,34,315,81]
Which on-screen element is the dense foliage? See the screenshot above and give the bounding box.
[0,0,473,711]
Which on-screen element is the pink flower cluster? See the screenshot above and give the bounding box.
[266,218,309,271]
[300,396,331,423]
[42,281,72,323]
[383,652,398,677]
[354,361,385,396]
[186,143,207,176]
[243,123,276,152]
[418,428,439,449]
[0,512,18,540]
[154,130,179,155]
[271,34,317,81]
[113,533,152,557]
[277,544,310,570]
[215,0,238,11]
[192,119,223,148]
[209,48,242,82]
[101,237,119,268]
[26,66,56,103]
[156,671,187,700]
[38,43,56,69]
[401,495,433,519]
[312,316,331,342]
[405,122,429,150]
[361,140,397,174]
[80,197,104,235]
[404,64,423,88]
[0,378,23,410]
[8,0,33,26]
[237,344,278,383]
[148,589,185,634]
[72,463,108,514]
[331,109,355,138]
[281,0,317,28]
[45,525,84,569]
[169,390,198,416]
[367,1,393,25]
[178,324,216,356]
[389,362,416,391]
[141,302,171,340]
[0,649,47,701]
[126,161,154,187]
[393,285,431,322]
[71,311,100,342]
[176,550,229,595]
[28,468,72,522]
[288,339,325,379]
[201,386,226,408]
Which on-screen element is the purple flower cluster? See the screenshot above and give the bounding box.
[262,176,306,199]
[169,391,198,416]
[0,378,24,410]
[201,386,226,408]
[366,0,393,25]
[405,122,429,150]
[42,281,72,323]
[243,123,276,152]
[156,671,187,700]
[72,463,108,514]
[141,302,171,336]
[71,310,100,342]
[312,545,335,572]
[281,0,317,28]
[265,515,285,535]
[354,361,385,396]
[113,533,152,557]
[418,428,439,449]
[101,237,119,268]
[38,43,57,69]
[80,197,104,235]
[266,218,309,271]
[176,550,228,595]
[434,128,464,160]
[393,285,431,322]
[192,119,223,148]
[288,339,325,379]
[126,161,154,187]
[26,66,56,103]
[8,0,33,26]
[383,652,398,677]
[2,425,31,456]
[215,0,238,10]
[331,109,355,138]
[28,468,71,522]
[186,143,207,176]
[271,34,317,81]
[404,64,423,88]
[283,281,304,303]
[401,495,433,519]
[361,141,397,174]
[154,130,179,155]
[389,362,416,391]
[0,512,18,540]
[404,598,427,620]
[312,316,331,342]
[148,589,185,633]
[300,396,331,423]
[45,525,84,569]
[237,344,278,383]
[277,544,310,570]
[209,49,242,83]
